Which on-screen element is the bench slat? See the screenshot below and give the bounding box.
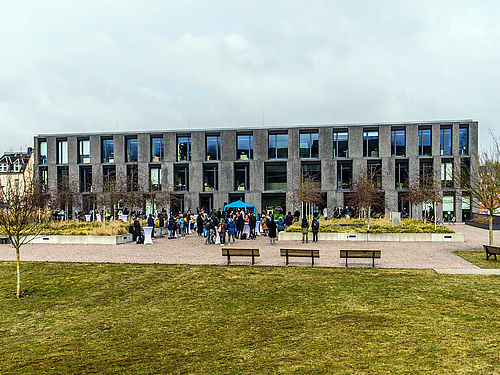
[280,249,319,258]
[222,248,259,257]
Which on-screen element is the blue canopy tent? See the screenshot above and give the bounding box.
[224,200,255,211]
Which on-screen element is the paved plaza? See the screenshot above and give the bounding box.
[0,224,496,270]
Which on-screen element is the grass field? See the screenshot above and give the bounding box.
[1,262,500,374]
[453,250,500,269]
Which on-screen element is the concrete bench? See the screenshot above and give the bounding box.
[483,245,500,261]
[340,250,381,267]
[222,248,259,265]
[280,248,319,266]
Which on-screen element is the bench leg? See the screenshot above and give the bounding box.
[286,249,289,266]
[372,252,375,267]
[227,255,230,265]
[345,251,349,267]
[311,250,314,267]
[251,252,255,265]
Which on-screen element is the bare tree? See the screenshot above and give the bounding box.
[0,172,41,298]
[406,175,424,220]
[455,136,500,245]
[420,170,443,229]
[288,172,324,221]
[345,167,385,231]
[50,178,79,228]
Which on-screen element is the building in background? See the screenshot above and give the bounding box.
[0,148,34,191]
[34,120,478,221]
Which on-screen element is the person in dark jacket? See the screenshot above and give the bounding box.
[196,215,204,236]
[294,209,300,222]
[168,216,176,239]
[301,216,309,243]
[227,217,237,245]
[147,214,155,238]
[249,213,257,240]
[133,217,142,244]
[236,214,245,239]
[268,217,278,245]
[311,217,320,243]
[158,213,164,237]
[285,212,293,228]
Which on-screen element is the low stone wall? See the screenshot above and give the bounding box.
[29,233,134,245]
[278,231,465,242]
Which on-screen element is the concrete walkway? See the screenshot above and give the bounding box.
[0,223,497,271]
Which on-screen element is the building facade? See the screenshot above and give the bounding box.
[34,120,478,221]
[0,149,34,191]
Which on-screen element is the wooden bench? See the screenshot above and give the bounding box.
[483,245,500,261]
[222,248,259,265]
[280,248,319,266]
[340,250,381,267]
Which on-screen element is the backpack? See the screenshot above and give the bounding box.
[312,221,320,231]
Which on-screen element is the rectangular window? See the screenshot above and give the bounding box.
[78,139,90,164]
[126,137,138,163]
[265,164,287,190]
[299,132,319,158]
[418,129,432,156]
[268,133,288,159]
[13,163,21,173]
[419,160,433,186]
[150,166,161,191]
[301,162,321,189]
[337,162,352,190]
[80,167,92,193]
[391,129,406,156]
[333,131,348,158]
[57,166,69,187]
[440,128,452,156]
[127,164,138,192]
[441,160,454,188]
[203,165,218,191]
[206,135,221,161]
[39,167,48,192]
[103,165,116,192]
[102,138,114,163]
[459,126,469,155]
[174,165,189,191]
[460,158,470,188]
[235,163,250,191]
[151,137,164,162]
[395,160,409,189]
[363,130,379,157]
[237,134,253,160]
[57,139,68,164]
[368,161,382,188]
[177,136,191,161]
[39,140,47,165]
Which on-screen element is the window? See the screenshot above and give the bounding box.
[80,167,92,192]
[237,134,253,160]
[57,139,68,164]
[13,162,22,173]
[268,133,288,159]
[265,164,287,190]
[301,162,321,189]
[391,129,406,156]
[57,167,69,187]
[177,136,191,161]
[418,129,432,156]
[174,165,189,191]
[368,161,382,188]
[235,163,250,191]
[102,138,114,163]
[151,137,164,162]
[363,130,379,157]
[440,128,452,156]
[395,160,409,189]
[126,137,138,163]
[39,140,47,165]
[39,167,48,192]
[441,160,454,188]
[333,131,348,158]
[78,139,90,164]
[459,126,469,155]
[299,132,319,158]
[460,158,470,188]
[420,160,433,186]
[206,135,221,161]
[0,164,7,172]
[103,165,116,192]
[337,162,352,190]
[127,165,138,191]
[443,195,455,220]
[150,166,161,191]
[203,165,218,191]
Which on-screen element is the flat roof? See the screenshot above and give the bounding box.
[36,119,477,138]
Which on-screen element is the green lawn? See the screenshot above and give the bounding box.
[1,262,500,374]
[453,250,500,269]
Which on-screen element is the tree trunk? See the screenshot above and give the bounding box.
[103,205,106,228]
[434,202,437,230]
[16,246,20,298]
[367,206,371,231]
[489,213,494,246]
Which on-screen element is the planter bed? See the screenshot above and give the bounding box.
[278,231,465,242]
[29,234,134,245]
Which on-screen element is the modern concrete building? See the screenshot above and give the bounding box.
[34,120,478,221]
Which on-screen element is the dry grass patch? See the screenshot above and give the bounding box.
[453,250,500,269]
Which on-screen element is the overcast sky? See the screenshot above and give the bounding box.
[1,1,498,154]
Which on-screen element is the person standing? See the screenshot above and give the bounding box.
[218,218,227,245]
[311,217,320,243]
[205,218,214,245]
[268,216,277,246]
[301,216,309,243]
[249,213,256,240]
[294,209,300,222]
[285,211,293,229]
[277,216,285,233]
[227,217,237,245]
[178,214,186,239]
[236,214,244,239]
[196,215,204,236]
[147,214,155,238]
[158,213,164,237]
